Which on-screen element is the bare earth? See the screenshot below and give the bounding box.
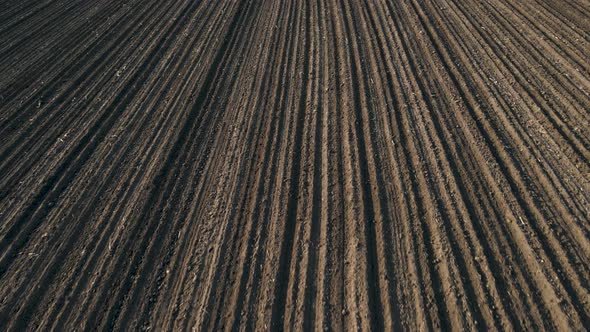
[0,0,589,330]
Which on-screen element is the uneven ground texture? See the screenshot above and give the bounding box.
[0,0,589,330]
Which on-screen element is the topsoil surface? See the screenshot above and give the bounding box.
[0,0,589,330]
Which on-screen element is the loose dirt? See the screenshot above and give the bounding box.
[0,0,589,330]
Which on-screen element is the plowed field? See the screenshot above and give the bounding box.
[1,0,589,330]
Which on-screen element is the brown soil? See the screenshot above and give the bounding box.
[0,0,589,330]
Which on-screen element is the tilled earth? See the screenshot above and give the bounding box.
[1,0,589,330]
